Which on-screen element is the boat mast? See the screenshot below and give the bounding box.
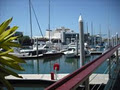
[99,24,102,44]
[48,0,51,42]
[87,22,88,34]
[91,22,93,46]
[108,25,110,47]
[30,1,44,38]
[29,0,33,42]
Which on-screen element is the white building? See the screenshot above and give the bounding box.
[45,27,79,44]
[45,27,73,39]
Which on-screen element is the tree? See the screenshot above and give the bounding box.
[18,36,32,46]
[0,18,25,90]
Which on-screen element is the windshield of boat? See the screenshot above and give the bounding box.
[68,48,75,51]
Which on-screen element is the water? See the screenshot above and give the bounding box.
[14,55,109,90]
[15,55,102,74]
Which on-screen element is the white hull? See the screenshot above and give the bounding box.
[89,50,102,54]
[64,50,75,58]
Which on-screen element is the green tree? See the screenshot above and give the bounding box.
[0,18,25,90]
[18,36,31,46]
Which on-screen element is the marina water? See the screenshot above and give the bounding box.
[12,54,110,90]
[15,55,107,74]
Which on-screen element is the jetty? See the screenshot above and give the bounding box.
[5,74,108,86]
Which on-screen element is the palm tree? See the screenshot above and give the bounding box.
[0,18,25,90]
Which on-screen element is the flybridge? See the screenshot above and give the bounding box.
[45,44,120,90]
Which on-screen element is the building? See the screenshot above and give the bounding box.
[45,27,90,45]
[45,27,77,44]
[45,27,72,39]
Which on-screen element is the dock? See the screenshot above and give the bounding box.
[5,73,108,86]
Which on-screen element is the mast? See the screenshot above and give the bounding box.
[30,1,44,38]
[108,26,110,47]
[91,22,93,46]
[29,0,33,42]
[99,24,102,44]
[48,0,51,41]
[91,22,93,36]
[86,22,88,34]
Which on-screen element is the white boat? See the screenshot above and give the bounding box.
[89,47,103,55]
[43,50,63,58]
[20,46,47,55]
[64,42,91,58]
[64,48,76,58]
[20,41,51,55]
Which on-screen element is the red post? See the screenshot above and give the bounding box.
[51,72,54,80]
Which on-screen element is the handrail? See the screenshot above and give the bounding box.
[45,44,120,90]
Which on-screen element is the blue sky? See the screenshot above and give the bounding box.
[0,0,120,37]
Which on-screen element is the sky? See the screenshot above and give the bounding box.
[0,0,120,37]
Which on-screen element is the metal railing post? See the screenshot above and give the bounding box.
[85,78,89,90]
[116,50,118,65]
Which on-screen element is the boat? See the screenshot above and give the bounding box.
[20,40,53,55]
[64,48,76,58]
[20,45,47,55]
[9,52,43,59]
[89,46,103,55]
[64,42,91,58]
[9,44,44,59]
[43,50,63,58]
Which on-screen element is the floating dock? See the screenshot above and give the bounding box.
[5,73,108,86]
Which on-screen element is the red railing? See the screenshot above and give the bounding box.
[45,44,120,90]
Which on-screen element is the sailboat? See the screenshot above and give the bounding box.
[18,0,47,57]
[88,24,103,55]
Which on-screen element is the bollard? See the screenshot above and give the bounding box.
[79,15,89,90]
[51,72,54,80]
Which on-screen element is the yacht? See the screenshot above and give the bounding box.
[64,47,76,58]
[64,42,90,58]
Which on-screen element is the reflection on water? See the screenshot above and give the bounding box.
[14,55,110,90]
[16,55,104,74]
[14,87,44,90]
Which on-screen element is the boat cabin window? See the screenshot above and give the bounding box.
[44,46,49,48]
[68,48,75,51]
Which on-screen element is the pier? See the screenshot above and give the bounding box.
[45,44,120,90]
[5,74,108,86]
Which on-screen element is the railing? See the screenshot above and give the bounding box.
[45,44,120,90]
